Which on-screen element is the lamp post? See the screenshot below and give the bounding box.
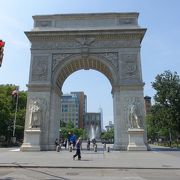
[12,86,19,143]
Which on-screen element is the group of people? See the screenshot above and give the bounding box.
[55,134,98,160]
[87,138,97,150]
[55,132,82,160]
[55,138,67,149]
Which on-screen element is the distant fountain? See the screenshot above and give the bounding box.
[89,124,100,140]
[90,124,95,140]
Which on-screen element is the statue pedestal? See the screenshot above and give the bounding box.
[127,128,147,151]
[21,129,41,151]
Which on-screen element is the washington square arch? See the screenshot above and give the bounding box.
[21,12,148,151]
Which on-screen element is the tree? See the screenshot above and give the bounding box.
[151,70,180,142]
[101,128,114,143]
[146,114,158,141]
[0,84,27,144]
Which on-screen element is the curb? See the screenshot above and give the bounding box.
[0,165,180,170]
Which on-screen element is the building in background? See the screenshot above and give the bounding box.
[60,92,87,128]
[71,92,87,128]
[105,121,114,131]
[84,112,101,140]
[60,93,79,128]
[144,96,152,115]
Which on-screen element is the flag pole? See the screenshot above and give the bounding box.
[12,86,19,139]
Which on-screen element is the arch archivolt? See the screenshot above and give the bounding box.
[52,53,119,90]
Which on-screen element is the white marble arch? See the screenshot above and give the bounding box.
[21,12,148,151]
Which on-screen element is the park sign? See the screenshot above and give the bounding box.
[0,39,5,67]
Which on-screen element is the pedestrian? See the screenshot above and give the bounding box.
[73,137,82,160]
[67,132,72,148]
[70,133,77,149]
[87,138,90,150]
[92,138,96,147]
[55,138,59,146]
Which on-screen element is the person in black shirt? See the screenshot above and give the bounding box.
[73,137,82,160]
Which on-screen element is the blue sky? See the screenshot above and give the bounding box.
[1,0,180,127]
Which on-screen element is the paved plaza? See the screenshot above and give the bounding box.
[0,143,180,179]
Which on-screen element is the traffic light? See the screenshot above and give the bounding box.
[0,40,5,67]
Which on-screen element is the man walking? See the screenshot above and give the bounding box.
[73,137,81,160]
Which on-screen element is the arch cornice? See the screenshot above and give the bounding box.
[25,29,146,43]
[112,82,145,94]
[52,53,119,90]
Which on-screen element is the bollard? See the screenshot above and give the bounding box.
[103,143,106,150]
[107,146,110,152]
[56,145,61,152]
[69,146,72,152]
[94,144,97,152]
[87,144,90,150]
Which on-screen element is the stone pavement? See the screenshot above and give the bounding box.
[0,143,180,169]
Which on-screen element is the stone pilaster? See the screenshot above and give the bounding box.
[112,84,147,150]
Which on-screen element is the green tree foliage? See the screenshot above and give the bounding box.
[146,114,158,141]
[149,70,180,141]
[59,120,85,140]
[0,84,27,143]
[101,128,114,142]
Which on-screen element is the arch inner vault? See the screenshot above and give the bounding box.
[21,13,148,151]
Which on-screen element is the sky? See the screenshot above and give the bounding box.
[0,0,180,127]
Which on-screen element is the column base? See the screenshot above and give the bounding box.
[20,143,40,151]
[113,144,127,151]
[127,128,147,151]
[21,129,41,151]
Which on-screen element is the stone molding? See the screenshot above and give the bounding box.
[33,12,139,20]
[25,29,146,43]
[27,83,61,96]
[112,83,144,92]
[31,39,140,50]
[27,83,51,92]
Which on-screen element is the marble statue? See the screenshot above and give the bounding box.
[29,100,41,128]
[128,102,141,129]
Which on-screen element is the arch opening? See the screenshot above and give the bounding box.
[61,69,113,131]
[53,55,117,91]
